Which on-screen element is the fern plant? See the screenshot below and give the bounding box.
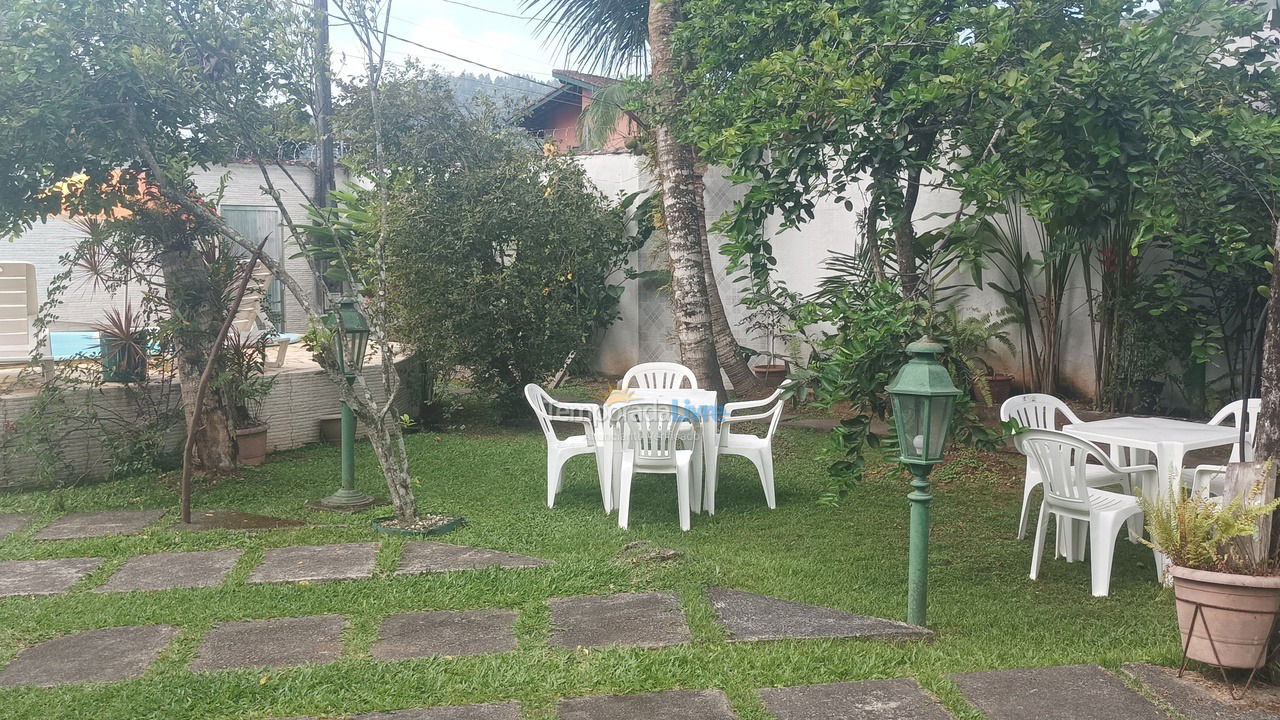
[1140,472,1280,575]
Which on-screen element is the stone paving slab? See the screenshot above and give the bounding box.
[760,679,951,720]
[0,624,179,687]
[353,702,522,719]
[1123,663,1280,719]
[951,664,1170,720]
[558,689,736,719]
[371,609,518,660]
[190,614,346,671]
[95,549,243,593]
[0,514,35,540]
[395,541,550,575]
[247,543,378,584]
[708,587,931,643]
[33,509,167,540]
[549,592,690,650]
[0,557,105,597]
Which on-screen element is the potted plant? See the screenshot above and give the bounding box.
[93,304,150,383]
[740,295,793,389]
[217,333,276,466]
[1141,478,1280,669]
[936,308,1015,407]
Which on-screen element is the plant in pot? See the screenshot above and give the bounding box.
[93,304,150,383]
[936,308,1016,407]
[1141,477,1280,672]
[216,333,276,466]
[739,293,793,389]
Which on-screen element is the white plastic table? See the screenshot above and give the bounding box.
[1063,416,1240,580]
[600,388,720,516]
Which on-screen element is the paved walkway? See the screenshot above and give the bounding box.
[2,511,1274,718]
[259,665,1276,718]
[0,540,550,598]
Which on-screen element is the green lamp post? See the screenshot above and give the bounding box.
[885,338,961,627]
[315,296,376,512]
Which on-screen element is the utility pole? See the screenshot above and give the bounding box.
[313,0,337,307]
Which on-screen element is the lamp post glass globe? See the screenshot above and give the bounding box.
[885,338,960,627]
[316,295,375,512]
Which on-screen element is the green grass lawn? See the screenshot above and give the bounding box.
[0,419,1181,719]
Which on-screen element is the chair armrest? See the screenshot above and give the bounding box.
[724,396,776,415]
[548,414,598,444]
[1114,464,1157,476]
[721,410,775,425]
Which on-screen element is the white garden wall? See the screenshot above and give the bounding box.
[576,152,1101,398]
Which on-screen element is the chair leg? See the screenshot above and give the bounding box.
[703,459,717,516]
[1017,475,1039,540]
[676,463,691,532]
[546,454,562,508]
[594,450,612,514]
[756,450,776,509]
[617,454,634,530]
[1089,514,1124,597]
[1030,502,1049,581]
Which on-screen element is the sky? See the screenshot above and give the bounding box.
[328,0,572,85]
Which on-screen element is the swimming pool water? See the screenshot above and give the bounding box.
[49,331,101,360]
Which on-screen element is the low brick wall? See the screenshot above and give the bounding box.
[0,355,408,489]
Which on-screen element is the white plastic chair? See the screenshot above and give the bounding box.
[621,362,697,390]
[616,402,701,531]
[1180,399,1261,498]
[706,380,792,513]
[524,384,611,512]
[1016,429,1155,597]
[1001,394,1131,540]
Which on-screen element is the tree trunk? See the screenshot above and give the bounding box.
[692,168,769,398]
[1258,222,1280,561]
[649,0,722,397]
[157,246,239,474]
[343,379,417,521]
[894,166,925,298]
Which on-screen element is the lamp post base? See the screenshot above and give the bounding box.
[309,488,378,513]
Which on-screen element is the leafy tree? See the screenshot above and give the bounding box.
[325,67,637,415]
[526,0,745,398]
[0,0,424,521]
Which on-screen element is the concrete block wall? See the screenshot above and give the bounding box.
[0,358,398,489]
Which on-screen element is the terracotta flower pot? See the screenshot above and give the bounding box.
[235,424,270,467]
[973,373,1014,407]
[1169,564,1280,669]
[752,363,788,390]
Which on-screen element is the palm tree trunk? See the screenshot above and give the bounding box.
[649,0,721,397]
[692,168,768,398]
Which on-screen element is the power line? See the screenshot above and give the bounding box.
[437,0,564,26]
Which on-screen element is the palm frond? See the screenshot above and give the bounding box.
[577,79,645,149]
[522,0,649,76]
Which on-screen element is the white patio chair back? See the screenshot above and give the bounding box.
[1208,398,1261,462]
[1016,430,1113,515]
[1000,393,1080,431]
[621,362,697,390]
[524,383,597,445]
[620,402,697,462]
